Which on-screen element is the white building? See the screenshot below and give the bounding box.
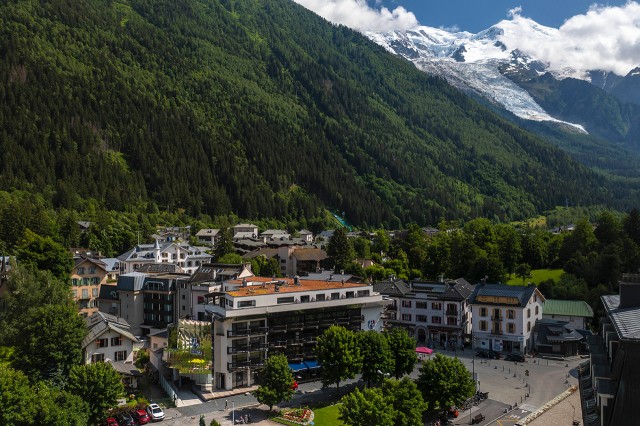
[196,229,220,247]
[233,224,258,239]
[117,240,213,275]
[82,312,141,364]
[469,283,545,354]
[374,279,474,349]
[204,276,388,390]
[542,299,593,330]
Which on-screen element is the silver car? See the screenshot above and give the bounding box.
[146,403,165,422]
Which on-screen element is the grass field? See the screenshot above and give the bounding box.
[312,404,342,425]
[506,269,564,286]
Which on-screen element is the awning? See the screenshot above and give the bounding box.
[288,362,308,372]
[304,360,321,369]
[416,347,434,355]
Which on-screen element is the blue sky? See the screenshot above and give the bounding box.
[374,0,630,32]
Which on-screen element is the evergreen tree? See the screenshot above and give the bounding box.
[215,228,234,260]
[327,228,355,272]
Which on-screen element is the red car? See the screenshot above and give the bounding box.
[132,409,151,425]
[104,418,118,426]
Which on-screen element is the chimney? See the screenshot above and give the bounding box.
[294,276,300,286]
[619,274,640,308]
[242,278,247,288]
[438,274,444,283]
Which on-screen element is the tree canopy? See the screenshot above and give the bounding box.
[254,354,295,411]
[385,328,417,379]
[316,326,362,395]
[416,354,475,411]
[67,362,125,424]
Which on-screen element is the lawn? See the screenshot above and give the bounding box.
[506,269,563,286]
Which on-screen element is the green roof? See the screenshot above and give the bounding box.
[543,299,593,318]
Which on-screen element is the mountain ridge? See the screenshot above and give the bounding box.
[0,0,627,226]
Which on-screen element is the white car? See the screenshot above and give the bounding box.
[146,403,165,421]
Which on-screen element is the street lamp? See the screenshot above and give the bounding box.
[232,401,235,425]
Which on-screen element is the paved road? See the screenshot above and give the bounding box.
[162,349,583,425]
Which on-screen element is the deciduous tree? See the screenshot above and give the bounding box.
[339,387,394,426]
[358,331,393,387]
[416,354,475,411]
[255,354,295,411]
[67,362,124,424]
[381,377,427,426]
[384,328,417,379]
[316,326,362,395]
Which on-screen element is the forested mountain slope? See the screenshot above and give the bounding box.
[0,0,620,227]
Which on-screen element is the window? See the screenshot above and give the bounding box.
[357,290,370,297]
[480,307,487,317]
[416,301,428,309]
[431,302,442,310]
[115,350,127,361]
[527,308,531,318]
[331,293,340,300]
[316,294,325,302]
[402,314,412,321]
[91,353,105,363]
[507,309,515,319]
[77,267,85,275]
[447,317,456,326]
[111,336,122,346]
[402,300,412,308]
[91,277,99,285]
[300,295,310,303]
[182,294,186,300]
[416,315,427,323]
[97,338,108,348]
[82,289,89,299]
[197,296,205,304]
[346,292,354,299]
[527,322,531,332]
[493,308,501,320]
[479,320,487,331]
[88,267,96,274]
[507,323,515,333]
[92,288,99,297]
[72,278,79,286]
[535,306,539,315]
[431,316,442,324]
[277,297,295,304]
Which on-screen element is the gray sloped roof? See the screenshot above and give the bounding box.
[98,284,119,300]
[602,294,640,340]
[373,280,413,297]
[117,272,147,291]
[82,312,138,349]
[440,279,474,300]
[469,283,538,307]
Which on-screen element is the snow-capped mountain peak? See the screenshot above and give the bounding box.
[367,20,587,132]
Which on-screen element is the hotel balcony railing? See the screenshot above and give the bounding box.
[336,317,350,325]
[227,361,250,371]
[303,337,317,345]
[288,323,304,332]
[227,343,268,354]
[250,327,268,335]
[269,325,287,333]
[386,304,397,311]
[304,321,319,329]
[303,353,317,360]
[269,340,287,349]
[288,339,304,346]
[227,329,251,338]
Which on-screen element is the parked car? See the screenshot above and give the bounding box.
[475,350,489,358]
[487,350,501,359]
[116,413,136,426]
[132,408,151,424]
[505,353,526,362]
[103,418,119,426]
[146,403,165,422]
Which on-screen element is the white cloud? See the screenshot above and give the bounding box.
[293,0,419,32]
[504,2,640,76]
[507,6,522,19]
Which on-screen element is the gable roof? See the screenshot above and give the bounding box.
[440,278,474,300]
[543,299,594,318]
[373,280,413,297]
[291,248,327,261]
[73,256,107,270]
[196,228,220,237]
[82,312,138,349]
[602,294,640,340]
[469,283,541,307]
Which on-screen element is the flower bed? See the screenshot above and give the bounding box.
[278,407,314,425]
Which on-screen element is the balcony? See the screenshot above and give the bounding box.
[227,361,250,371]
[227,343,267,354]
[491,329,503,335]
[250,327,268,336]
[386,304,397,311]
[304,321,319,329]
[289,339,304,346]
[288,323,304,332]
[227,329,250,338]
[491,316,503,321]
[446,310,458,317]
[269,325,287,333]
[269,340,287,349]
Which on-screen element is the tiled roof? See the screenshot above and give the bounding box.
[543,299,593,317]
[242,248,279,259]
[196,228,220,237]
[226,276,369,297]
[602,294,640,340]
[291,248,327,261]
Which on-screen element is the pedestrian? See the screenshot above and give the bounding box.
[225,399,228,410]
